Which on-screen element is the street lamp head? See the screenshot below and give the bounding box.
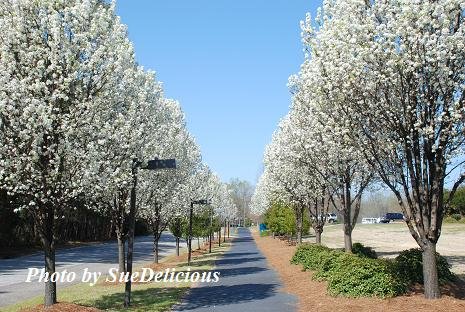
[141,158,176,170]
[192,199,210,205]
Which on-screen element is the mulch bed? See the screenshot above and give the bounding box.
[20,303,100,312]
[252,232,465,312]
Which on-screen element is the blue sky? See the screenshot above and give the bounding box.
[116,0,321,185]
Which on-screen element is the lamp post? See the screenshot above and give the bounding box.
[188,199,209,265]
[223,219,227,243]
[209,206,213,253]
[124,158,176,308]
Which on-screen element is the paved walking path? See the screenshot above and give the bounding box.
[174,227,296,312]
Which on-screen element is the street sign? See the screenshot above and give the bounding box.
[142,159,176,170]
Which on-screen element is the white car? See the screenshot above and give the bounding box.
[313,213,338,223]
[362,217,378,224]
[326,213,337,223]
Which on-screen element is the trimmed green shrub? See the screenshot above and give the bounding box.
[325,256,406,298]
[352,242,378,259]
[395,248,455,285]
[291,244,406,298]
[291,243,333,270]
[292,244,456,298]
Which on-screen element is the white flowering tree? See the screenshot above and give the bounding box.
[208,177,237,245]
[83,66,163,273]
[0,0,134,306]
[138,100,202,263]
[291,90,373,251]
[262,116,310,243]
[300,0,465,298]
[250,173,271,216]
[258,97,372,247]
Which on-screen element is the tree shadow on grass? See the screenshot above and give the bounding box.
[89,286,189,312]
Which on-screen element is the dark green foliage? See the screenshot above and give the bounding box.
[291,244,406,298]
[135,220,150,236]
[291,244,333,271]
[352,242,378,259]
[169,217,188,239]
[292,244,457,298]
[395,248,455,285]
[264,201,296,236]
[450,214,462,221]
[301,210,311,236]
[443,215,465,223]
[176,208,222,241]
[1,189,116,249]
[444,186,465,216]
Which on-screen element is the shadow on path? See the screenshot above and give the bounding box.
[174,228,296,312]
[176,284,278,310]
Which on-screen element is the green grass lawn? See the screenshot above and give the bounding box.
[2,243,230,312]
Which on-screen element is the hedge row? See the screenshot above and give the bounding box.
[291,244,455,298]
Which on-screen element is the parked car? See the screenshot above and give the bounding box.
[312,213,338,223]
[362,217,378,224]
[327,213,337,223]
[379,212,404,223]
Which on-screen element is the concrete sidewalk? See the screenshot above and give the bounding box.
[174,227,296,312]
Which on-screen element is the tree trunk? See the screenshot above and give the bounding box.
[116,233,126,273]
[43,237,57,306]
[124,163,137,308]
[175,237,180,256]
[343,221,353,253]
[315,228,322,245]
[38,205,57,307]
[218,229,221,247]
[423,241,440,299]
[296,206,303,244]
[154,236,159,264]
[343,180,353,253]
[223,221,227,242]
[197,237,200,250]
[209,231,212,253]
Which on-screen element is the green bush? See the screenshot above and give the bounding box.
[291,244,457,298]
[260,229,271,237]
[395,248,455,285]
[352,242,378,259]
[443,216,460,223]
[264,202,296,236]
[291,244,406,298]
[325,256,406,298]
[450,214,462,221]
[443,215,465,223]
